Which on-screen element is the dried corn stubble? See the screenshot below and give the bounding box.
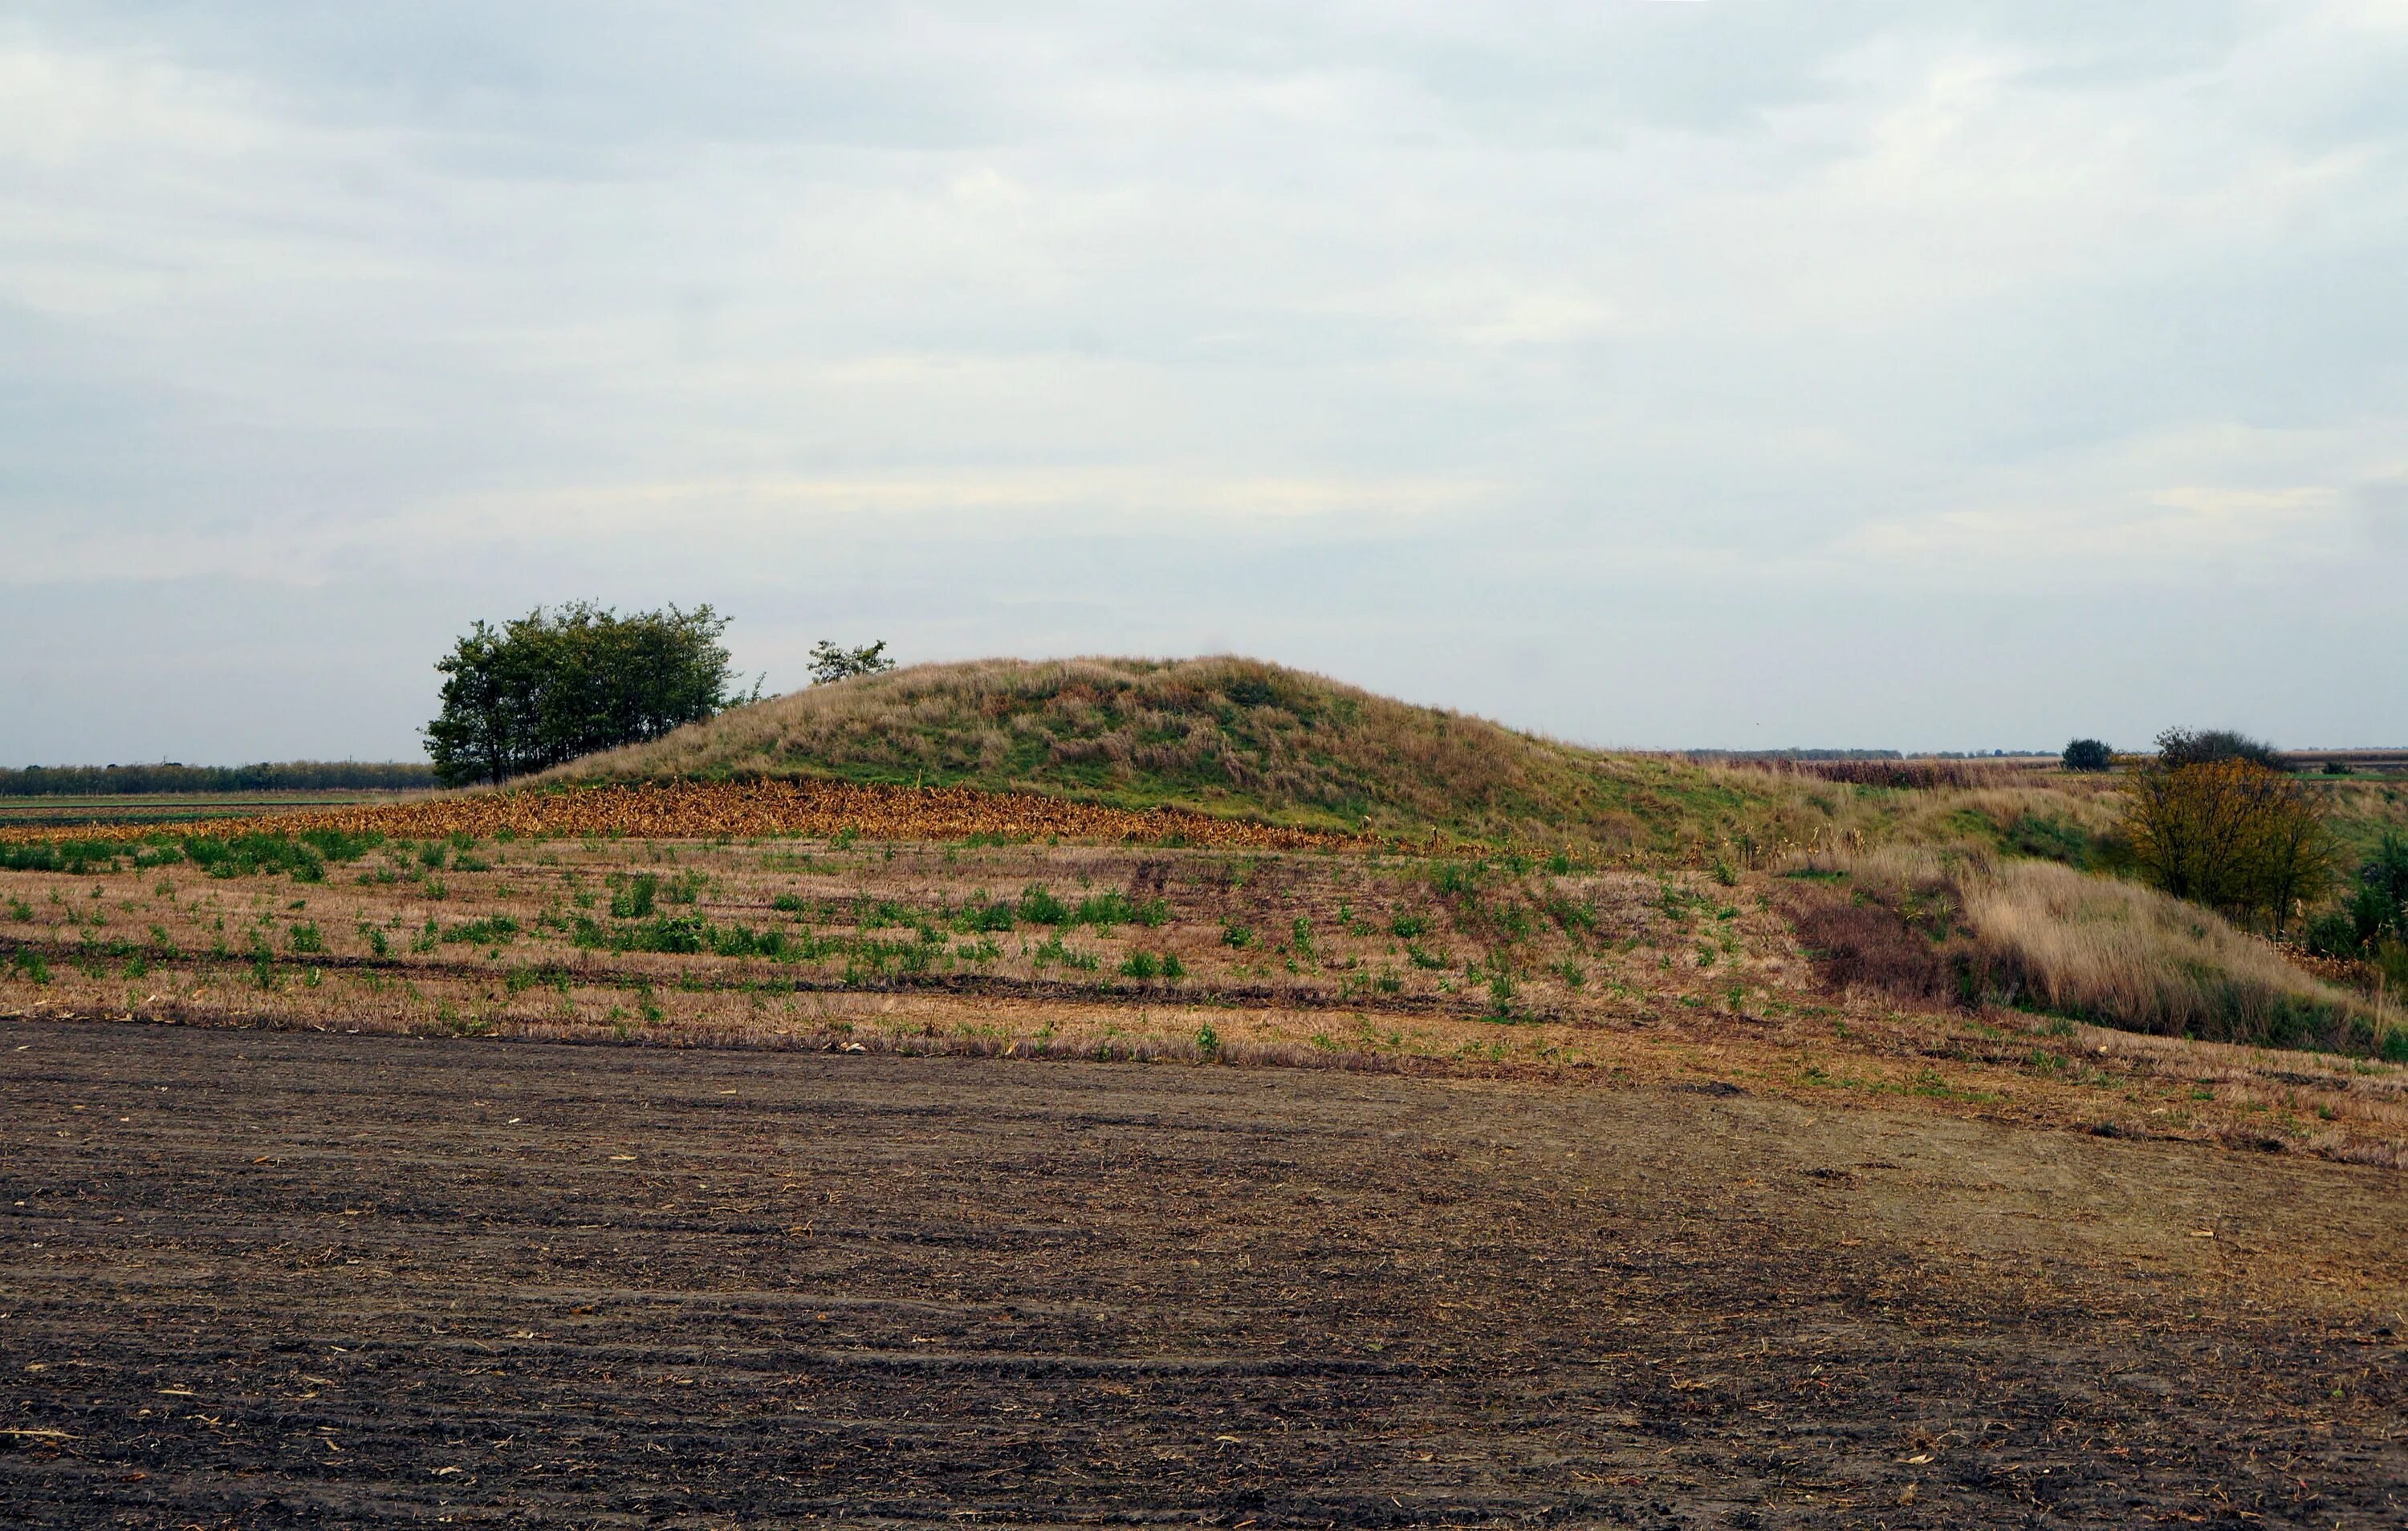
[0,778,1373,852]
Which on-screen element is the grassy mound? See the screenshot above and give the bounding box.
[538,656,1784,859]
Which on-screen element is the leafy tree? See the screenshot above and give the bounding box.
[808,639,897,686]
[2154,726,2286,772]
[2060,737,2113,773]
[2359,832,2408,937]
[2121,758,2341,936]
[2304,837,2408,960]
[425,603,750,786]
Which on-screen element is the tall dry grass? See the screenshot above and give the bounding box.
[1791,845,2398,1054]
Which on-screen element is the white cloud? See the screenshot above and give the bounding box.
[3,1,2406,757]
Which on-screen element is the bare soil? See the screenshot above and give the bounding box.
[4,1020,2403,1528]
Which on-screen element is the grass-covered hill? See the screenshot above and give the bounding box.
[539,656,1791,859]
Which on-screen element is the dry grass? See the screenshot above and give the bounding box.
[531,656,1821,860]
[1787,844,2398,1054]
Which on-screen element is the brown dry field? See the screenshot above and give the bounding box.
[3,1021,2404,1528]
[4,828,2408,1525]
[4,834,2405,1168]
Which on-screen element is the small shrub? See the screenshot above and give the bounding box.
[626,915,709,954]
[954,899,1015,933]
[610,873,660,920]
[1018,886,1071,926]
[287,921,324,954]
[1119,950,1161,980]
[1486,965,1518,1013]
[1076,891,1137,930]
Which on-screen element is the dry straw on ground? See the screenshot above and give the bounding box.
[0,778,1367,852]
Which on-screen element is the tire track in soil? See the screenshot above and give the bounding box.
[2,1022,2403,1528]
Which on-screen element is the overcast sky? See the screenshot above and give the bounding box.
[4,2,2404,763]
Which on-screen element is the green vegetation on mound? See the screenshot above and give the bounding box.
[541,656,1792,860]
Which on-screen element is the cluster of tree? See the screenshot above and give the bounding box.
[425,603,758,786]
[0,761,437,796]
[2063,728,2291,775]
[2119,729,2337,936]
[2304,834,2408,964]
[2154,726,2284,771]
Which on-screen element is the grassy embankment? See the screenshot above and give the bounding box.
[540,655,2158,863]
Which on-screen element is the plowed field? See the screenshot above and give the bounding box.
[3,1021,2402,1527]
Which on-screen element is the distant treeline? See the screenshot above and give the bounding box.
[1684,749,1906,761]
[0,761,438,796]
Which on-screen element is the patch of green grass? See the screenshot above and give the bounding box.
[0,839,126,874]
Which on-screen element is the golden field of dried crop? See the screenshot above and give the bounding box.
[0,778,1367,852]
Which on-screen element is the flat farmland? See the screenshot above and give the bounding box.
[3,1021,2403,1528]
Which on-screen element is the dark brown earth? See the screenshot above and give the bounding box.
[2,1021,2403,1529]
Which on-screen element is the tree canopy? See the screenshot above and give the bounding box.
[424,603,752,786]
[808,639,897,686]
[2154,726,2286,772]
[2060,737,2113,773]
[2120,757,2340,937]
